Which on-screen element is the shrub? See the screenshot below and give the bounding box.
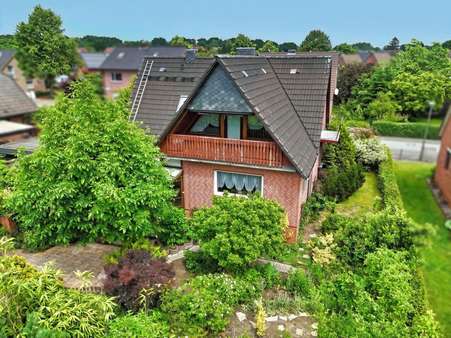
[154,205,191,245]
[322,125,364,202]
[372,120,441,139]
[161,274,260,336]
[104,239,167,265]
[354,138,388,170]
[285,269,313,297]
[107,310,172,338]
[377,149,404,211]
[104,249,174,311]
[0,254,115,337]
[191,195,286,272]
[299,193,335,228]
[365,91,402,122]
[184,249,221,274]
[7,79,178,250]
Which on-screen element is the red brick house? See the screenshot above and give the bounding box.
[435,104,451,207]
[131,49,338,239]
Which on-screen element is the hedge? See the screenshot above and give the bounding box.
[376,147,404,212]
[373,120,441,140]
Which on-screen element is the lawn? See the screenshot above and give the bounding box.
[394,161,451,337]
[335,172,380,217]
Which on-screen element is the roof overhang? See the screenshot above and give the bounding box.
[0,121,34,137]
[320,130,340,143]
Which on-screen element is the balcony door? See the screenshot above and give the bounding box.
[227,115,241,139]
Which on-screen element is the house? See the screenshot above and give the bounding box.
[79,51,110,74]
[366,51,394,65]
[338,53,364,66]
[130,48,338,240]
[98,46,186,98]
[435,103,451,208]
[0,49,46,93]
[0,74,37,143]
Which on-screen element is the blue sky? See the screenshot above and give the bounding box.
[1,0,449,47]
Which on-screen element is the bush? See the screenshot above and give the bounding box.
[7,79,178,250]
[184,249,221,274]
[107,310,172,338]
[354,138,388,170]
[299,193,335,228]
[372,120,441,139]
[191,195,287,272]
[0,254,115,337]
[285,269,313,297]
[322,125,364,202]
[377,149,403,211]
[161,274,260,336]
[104,249,174,311]
[365,91,402,122]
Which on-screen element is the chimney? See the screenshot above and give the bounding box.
[185,49,197,63]
[236,47,256,56]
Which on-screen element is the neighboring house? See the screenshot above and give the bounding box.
[0,74,37,143]
[338,53,364,66]
[435,103,451,208]
[366,51,394,65]
[79,51,109,74]
[130,49,338,240]
[98,46,186,98]
[0,49,46,93]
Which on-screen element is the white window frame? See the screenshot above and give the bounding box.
[111,72,123,82]
[213,170,264,197]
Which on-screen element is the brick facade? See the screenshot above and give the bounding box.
[102,70,136,99]
[181,161,310,239]
[435,117,451,207]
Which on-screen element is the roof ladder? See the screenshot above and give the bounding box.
[130,59,153,121]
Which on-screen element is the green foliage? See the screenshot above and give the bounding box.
[259,40,279,52]
[354,138,388,170]
[336,63,373,104]
[284,269,313,297]
[7,79,177,249]
[366,92,401,121]
[351,42,380,51]
[107,310,172,338]
[161,274,260,336]
[169,35,192,48]
[0,34,17,49]
[231,34,256,52]
[184,250,221,274]
[372,120,441,139]
[0,255,115,337]
[333,43,357,54]
[191,195,286,272]
[20,312,69,338]
[299,193,335,228]
[77,35,122,52]
[15,6,79,86]
[322,126,364,201]
[377,148,405,211]
[299,30,332,52]
[384,36,400,51]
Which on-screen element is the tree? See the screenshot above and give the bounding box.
[333,43,358,54]
[335,63,373,104]
[259,40,279,53]
[351,42,380,51]
[231,34,256,53]
[384,37,400,51]
[169,35,192,48]
[299,30,332,52]
[0,34,17,49]
[151,37,168,46]
[279,42,298,52]
[77,35,122,51]
[253,39,265,50]
[15,6,79,90]
[443,40,451,49]
[7,79,179,249]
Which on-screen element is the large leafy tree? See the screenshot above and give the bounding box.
[231,34,256,52]
[77,35,122,51]
[7,79,178,249]
[15,6,79,89]
[0,34,17,49]
[151,37,168,46]
[335,63,373,104]
[279,42,298,52]
[443,40,451,49]
[169,35,192,48]
[352,42,380,51]
[259,40,279,53]
[384,36,400,51]
[299,30,332,52]
[334,43,357,54]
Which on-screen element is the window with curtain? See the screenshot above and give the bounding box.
[247,115,271,140]
[446,148,451,170]
[215,171,263,196]
[190,114,220,136]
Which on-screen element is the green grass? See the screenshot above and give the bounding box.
[335,172,380,217]
[410,117,443,127]
[394,161,451,337]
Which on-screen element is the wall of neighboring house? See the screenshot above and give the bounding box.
[102,70,136,99]
[2,57,46,93]
[435,119,451,207]
[181,160,310,240]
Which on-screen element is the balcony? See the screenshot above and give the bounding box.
[161,134,287,168]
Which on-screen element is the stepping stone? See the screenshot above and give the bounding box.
[298,312,309,317]
[295,328,304,336]
[277,324,285,331]
[288,314,298,321]
[265,316,278,322]
[279,315,287,321]
[312,323,318,329]
[236,312,246,322]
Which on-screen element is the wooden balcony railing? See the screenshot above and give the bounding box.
[161,134,286,168]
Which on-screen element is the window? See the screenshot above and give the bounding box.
[446,148,451,170]
[117,52,125,59]
[6,65,14,78]
[190,113,220,136]
[247,115,271,140]
[111,72,122,82]
[214,171,263,196]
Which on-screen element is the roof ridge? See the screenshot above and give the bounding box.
[265,57,317,148]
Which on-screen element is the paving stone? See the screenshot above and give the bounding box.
[256,258,294,273]
[295,328,304,336]
[236,312,247,322]
[298,312,309,317]
[311,331,318,336]
[279,315,287,321]
[288,314,298,321]
[265,316,278,322]
[277,324,285,331]
[312,322,318,329]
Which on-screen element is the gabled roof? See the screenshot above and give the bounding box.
[0,74,37,118]
[132,54,336,178]
[339,53,364,65]
[99,46,187,71]
[370,51,394,63]
[0,50,15,71]
[80,52,109,70]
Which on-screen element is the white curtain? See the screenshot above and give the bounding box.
[191,114,219,132]
[217,171,262,193]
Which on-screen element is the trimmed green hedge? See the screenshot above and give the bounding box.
[373,120,441,140]
[377,148,404,212]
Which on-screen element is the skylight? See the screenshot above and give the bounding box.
[261,68,267,74]
[159,67,166,72]
[177,95,188,112]
[242,70,249,77]
[117,52,125,59]
[153,52,159,57]
[290,69,298,74]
